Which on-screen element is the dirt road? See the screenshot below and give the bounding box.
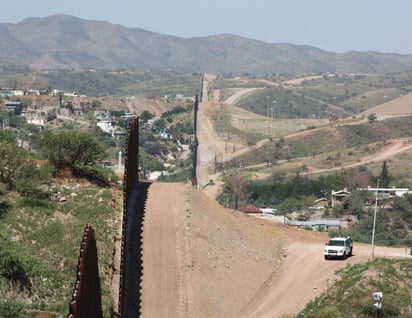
[141,183,191,317]
[142,182,411,317]
[140,76,412,318]
[241,241,409,318]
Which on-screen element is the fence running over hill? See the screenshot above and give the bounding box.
[67,224,103,317]
[118,116,149,317]
[192,94,199,186]
[67,88,202,316]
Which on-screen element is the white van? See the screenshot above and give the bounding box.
[324,236,353,260]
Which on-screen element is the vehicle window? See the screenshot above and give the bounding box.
[329,240,344,246]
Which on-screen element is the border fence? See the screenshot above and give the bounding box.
[67,88,202,316]
[67,225,103,317]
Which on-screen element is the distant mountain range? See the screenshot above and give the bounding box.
[1,14,412,74]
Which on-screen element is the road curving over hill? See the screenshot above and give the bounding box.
[138,75,412,317]
[140,183,411,317]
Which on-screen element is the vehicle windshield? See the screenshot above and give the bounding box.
[328,240,344,246]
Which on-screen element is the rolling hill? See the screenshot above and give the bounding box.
[1,14,412,74]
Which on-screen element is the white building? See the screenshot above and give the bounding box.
[357,186,409,198]
[97,120,117,135]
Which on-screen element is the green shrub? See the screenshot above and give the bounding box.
[0,247,32,290]
[0,300,25,318]
[299,259,412,317]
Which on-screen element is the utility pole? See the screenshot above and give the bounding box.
[371,179,379,259]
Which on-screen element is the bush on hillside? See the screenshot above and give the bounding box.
[37,130,107,171]
[0,141,52,196]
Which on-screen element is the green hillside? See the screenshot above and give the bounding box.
[298,258,412,317]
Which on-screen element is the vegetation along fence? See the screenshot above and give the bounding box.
[67,86,202,316]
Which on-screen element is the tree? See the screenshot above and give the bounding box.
[346,189,370,216]
[0,130,14,143]
[367,113,377,122]
[91,99,102,108]
[346,167,372,188]
[227,171,248,209]
[153,118,167,131]
[0,142,51,194]
[38,130,107,171]
[140,110,154,123]
[379,160,390,188]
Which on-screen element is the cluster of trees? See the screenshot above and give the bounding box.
[218,170,347,211]
[0,128,112,316]
[219,161,392,212]
[141,105,194,140]
[0,130,51,197]
[0,128,110,199]
[217,161,412,246]
[138,105,194,181]
[38,130,106,170]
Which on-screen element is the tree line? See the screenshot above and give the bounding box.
[217,161,412,247]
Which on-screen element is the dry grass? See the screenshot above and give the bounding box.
[213,82,412,182]
[219,102,329,142]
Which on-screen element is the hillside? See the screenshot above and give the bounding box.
[141,183,410,317]
[1,70,412,316]
[1,15,412,74]
[142,75,412,317]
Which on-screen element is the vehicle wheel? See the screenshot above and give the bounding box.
[342,252,347,260]
[324,255,329,260]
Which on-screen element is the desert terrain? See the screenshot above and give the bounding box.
[140,75,412,317]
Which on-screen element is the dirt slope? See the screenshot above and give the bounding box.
[140,75,412,318]
[361,92,412,118]
[141,183,410,318]
[142,182,324,317]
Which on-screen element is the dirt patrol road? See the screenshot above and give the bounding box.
[140,75,412,317]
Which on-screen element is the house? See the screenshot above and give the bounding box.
[51,89,64,96]
[4,101,21,112]
[159,129,171,140]
[0,92,14,98]
[290,219,341,232]
[21,108,46,128]
[256,214,291,224]
[72,104,85,116]
[97,120,117,135]
[10,90,24,96]
[357,186,409,198]
[240,204,262,214]
[25,89,40,96]
[259,208,277,214]
[96,119,125,138]
[310,197,328,209]
[120,112,136,120]
[331,188,351,207]
[94,108,110,120]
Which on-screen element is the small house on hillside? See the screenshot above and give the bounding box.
[331,188,351,207]
[259,208,277,214]
[21,108,46,128]
[290,219,341,232]
[256,214,291,225]
[357,186,409,198]
[4,101,21,112]
[240,204,262,214]
[310,197,328,209]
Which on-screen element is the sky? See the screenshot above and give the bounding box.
[1,0,411,54]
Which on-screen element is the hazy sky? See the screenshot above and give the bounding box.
[1,0,410,54]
